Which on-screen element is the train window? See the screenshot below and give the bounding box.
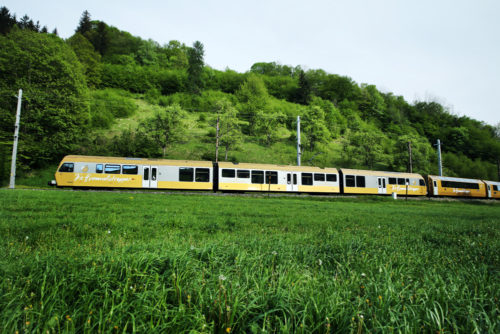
[314,173,325,182]
[388,177,396,185]
[195,168,210,182]
[58,163,74,173]
[356,176,366,188]
[441,181,479,189]
[345,175,355,187]
[265,171,278,184]
[251,170,264,184]
[419,179,425,186]
[326,174,337,182]
[96,164,103,173]
[122,165,138,174]
[222,169,235,178]
[302,173,313,186]
[397,178,405,185]
[144,167,149,181]
[237,170,250,178]
[179,167,194,182]
[293,174,297,185]
[406,178,410,185]
[152,168,157,181]
[287,174,291,183]
[105,164,121,174]
[494,185,498,191]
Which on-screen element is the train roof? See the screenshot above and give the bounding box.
[61,155,213,167]
[482,180,500,186]
[218,161,338,173]
[340,168,424,178]
[427,175,483,183]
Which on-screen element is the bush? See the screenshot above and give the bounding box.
[90,89,138,128]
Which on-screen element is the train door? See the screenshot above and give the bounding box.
[377,177,387,194]
[487,184,491,198]
[433,180,438,196]
[287,173,298,192]
[142,166,158,188]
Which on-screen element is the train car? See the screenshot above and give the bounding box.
[483,180,500,199]
[427,175,486,198]
[340,169,427,196]
[53,155,213,190]
[217,162,340,193]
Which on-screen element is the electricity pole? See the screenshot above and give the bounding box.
[215,114,220,163]
[9,89,22,189]
[407,141,413,173]
[297,115,301,166]
[435,139,443,176]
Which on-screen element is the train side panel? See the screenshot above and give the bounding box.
[428,175,486,198]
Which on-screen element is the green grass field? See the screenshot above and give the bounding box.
[0,189,499,333]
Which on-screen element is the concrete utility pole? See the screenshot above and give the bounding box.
[296,115,301,166]
[407,141,413,173]
[435,139,443,176]
[215,114,220,163]
[9,89,22,189]
[497,158,500,181]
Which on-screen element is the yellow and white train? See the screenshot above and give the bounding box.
[50,155,499,199]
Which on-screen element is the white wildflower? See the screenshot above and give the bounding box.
[107,230,111,234]
[272,251,277,256]
[218,274,227,281]
[361,273,366,278]
[318,259,323,266]
[190,245,195,250]
[25,236,29,240]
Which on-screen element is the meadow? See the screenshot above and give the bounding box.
[0,189,499,333]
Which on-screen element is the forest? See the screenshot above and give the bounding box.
[1,7,500,185]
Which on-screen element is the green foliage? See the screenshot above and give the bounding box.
[302,105,331,151]
[215,99,246,161]
[0,29,89,168]
[0,6,16,35]
[66,33,102,87]
[139,104,187,157]
[187,41,205,94]
[1,190,499,332]
[75,10,92,36]
[89,89,137,128]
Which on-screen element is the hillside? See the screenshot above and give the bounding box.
[1,7,500,185]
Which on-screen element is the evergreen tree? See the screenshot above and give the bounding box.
[294,70,311,105]
[187,40,205,94]
[0,6,16,35]
[92,21,109,55]
[52,28,58,36]
[76,10,92,36]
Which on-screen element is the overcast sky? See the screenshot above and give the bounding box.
[5,0,500,125]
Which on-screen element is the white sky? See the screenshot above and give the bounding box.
[4,0,500,125]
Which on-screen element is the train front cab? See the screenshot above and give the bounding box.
[427,175,486,198]
[217,162,340,193]
[483,180,500,199]
[54,155,213,190]
[340,169,427,196]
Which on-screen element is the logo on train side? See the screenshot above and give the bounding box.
[74,173,133,183]
[391,185,419,192]
[452,188,471,194]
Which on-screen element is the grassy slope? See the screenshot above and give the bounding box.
[1,189,499,332]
